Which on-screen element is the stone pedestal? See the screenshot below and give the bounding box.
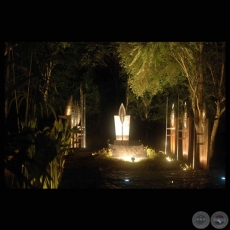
[108,140,147,159]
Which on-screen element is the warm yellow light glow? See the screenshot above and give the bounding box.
[180,163,191,170]
[166,156,173,161]
[113,155,145,162]
[114,115,130,140]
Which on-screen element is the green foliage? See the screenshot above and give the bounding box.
[4,126,52,188]
[203,42,226,120]
[117,42,186,123]
[43,118,71,160]
[4,118,71,189]
[180,163,192,170]
[117,42,180,98]
[92,148,112,158]
[144,146,158,159]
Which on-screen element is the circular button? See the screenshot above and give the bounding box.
[211,211,228,229]
[192,211,210,229]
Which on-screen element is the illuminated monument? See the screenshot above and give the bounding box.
[108,103,147,162]
[165,97,210,170]
[58,84,86,149]
[114,103,130,143]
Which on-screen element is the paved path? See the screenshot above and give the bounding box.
[58,150,226,189]
[99,168,226,189]
[58,150,106,189]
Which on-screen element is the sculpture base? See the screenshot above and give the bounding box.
[108,140,148,159]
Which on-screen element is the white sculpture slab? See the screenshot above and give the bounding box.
[114,115,130,140]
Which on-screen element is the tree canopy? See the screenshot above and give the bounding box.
[117,42,183,97]
[5,41,225,158]
[117,41,226,159]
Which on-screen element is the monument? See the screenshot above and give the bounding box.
[108,103,148,162]
[165,97,210,170]
[58,83,86,149]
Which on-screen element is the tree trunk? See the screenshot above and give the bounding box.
[207,42,226,162]
[192,42,205,169]
[210,118,219,159]
[209,100,223,158]
[125,84,129,112]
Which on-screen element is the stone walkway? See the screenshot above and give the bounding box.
[58,150,106,189]
[58,150,226,189]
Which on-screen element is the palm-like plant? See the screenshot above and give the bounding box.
[4,42,73,188]
[4,118,71,189]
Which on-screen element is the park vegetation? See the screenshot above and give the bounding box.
[4,42,225,188]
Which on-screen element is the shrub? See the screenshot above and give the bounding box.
[4,118,71,189]
[93,148,112,158]
[145,146,158,159]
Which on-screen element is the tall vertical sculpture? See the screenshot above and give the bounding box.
[170,103,176,155]
[197,104,210,169]
[80,84,86,148]
[108,103,147,161]
[182,102,189,162]
[59,83,86,149]
[64,96,81,148]
[114,103,130,143]
[165,97,210,169]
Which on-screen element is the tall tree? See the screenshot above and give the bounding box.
[204,42,226,158]
[5,42,35,129]
[117,42,226,166]
[169,42,205,131]
[5,42,71,131]
[169,42,226,160]
[117,42,181,122]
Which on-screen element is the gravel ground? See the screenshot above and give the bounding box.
[98,169,225,189]
[58,151,226,189]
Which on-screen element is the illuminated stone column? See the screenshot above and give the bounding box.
[196,104,209,169]
[80,84,86,148]
[170,104,176,154]
[73,101,81,148]
[114,115,130,141]
[198,106,210,170]
[65,96,74,148]
[204,118,210,169]
[182,102,189,162]
[64,96,81,149]
[187,117,194,164]
[114,103,130,143]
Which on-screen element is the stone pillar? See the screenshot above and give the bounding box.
[199,118,210,170]
[80,85,86,148]
[182,117,189,162]
[170,104,176,155]
[187,118,194,165]
[182,102,189,162]
[205,118,210,169]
